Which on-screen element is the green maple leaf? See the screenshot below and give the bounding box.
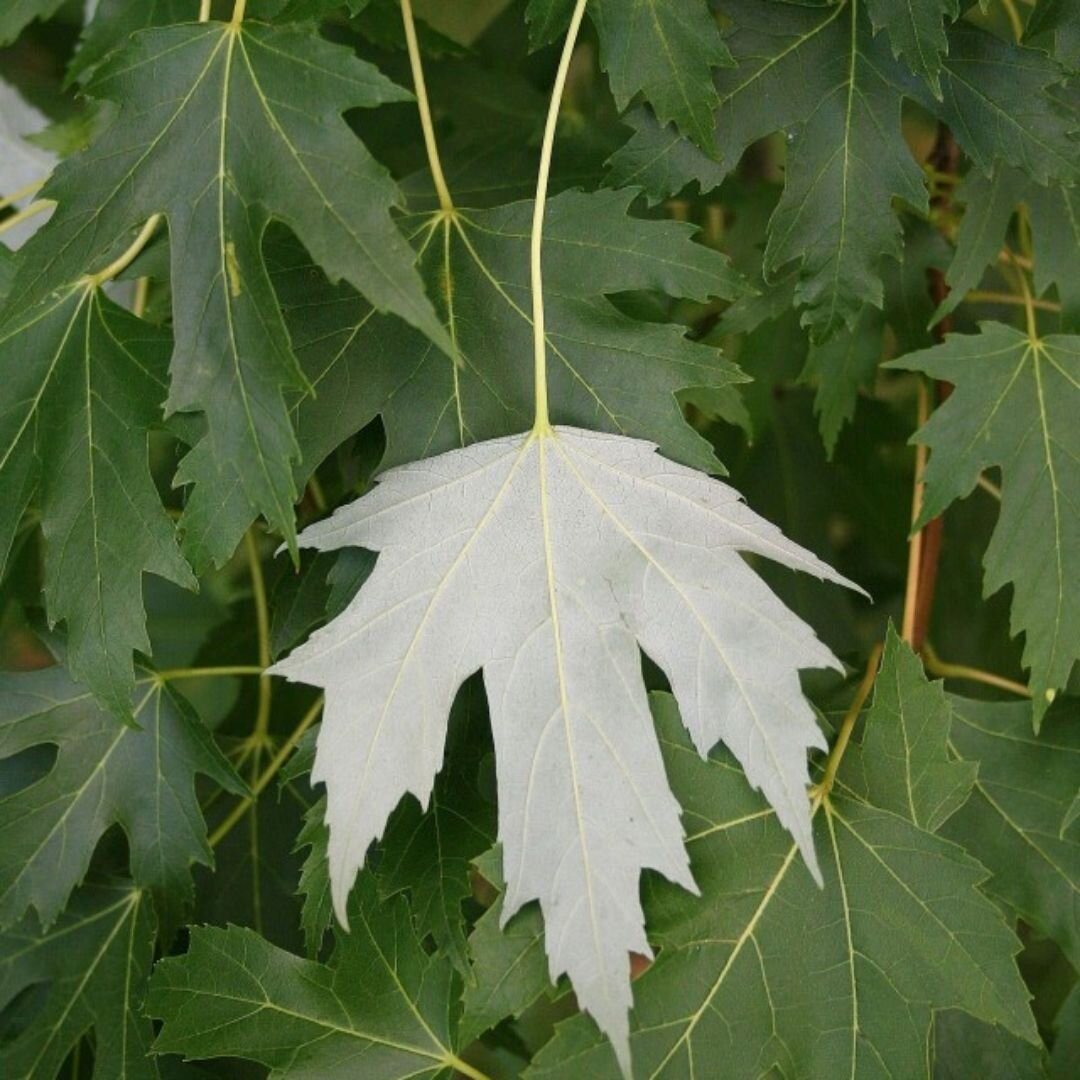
[379,676,496,976]
[0,246,14,300]
[941,695,1080,969]
[1026,181,1080,331]
[0,0,66,45]
[293,793,332,956]
[605,106,726,207]
[0,285,194,721]
[285,677,495,969]
[528,675,1037,1078]
[527,0,732,148]
[934,165,1080,330]
[713,0,928,341]
[0,665,244,933]
[711,1,1077,340]
[274,0,372,21]
[865,0,958,97]
[69,0,199,84]
[905,25,1080,186]
[881,221,951,354]
[279,725,334,956]
[1026,0,1080,67]
[268,186,747,488]
[887,325,1079,726]
[799,306,885,457]
[798,222,947,456]
[844,627,976,831]
[0,883,157,1080]
[458,847,554,1046]
[270,549,374,660]
[147,872,478,1078]
[1053,982,1080,1078]
[2,17,449,569]
[934,1011,1048,1080]
[931,166,1033,323]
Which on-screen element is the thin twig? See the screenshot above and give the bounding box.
[997,248,1034,272]
[922,642,1031,699]
[903,123,958,653]
[965,290,1060,314]
[900,379,930,645]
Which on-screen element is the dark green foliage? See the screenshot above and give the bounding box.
[0,2,1077,1077]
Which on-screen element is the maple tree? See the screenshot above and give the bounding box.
[0,1,1078,1078]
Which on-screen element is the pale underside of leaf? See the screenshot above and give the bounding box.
[272,425,857,1066]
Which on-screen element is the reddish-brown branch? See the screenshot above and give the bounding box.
[906,124,957,652]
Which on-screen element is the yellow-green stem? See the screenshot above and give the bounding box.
[1008,255,1040,342]
[997,248,1033,272]
[922,642,1031,699]
[0,199,53,238]
[0,178,46,212]
[531,0,589,433]
[307,473,327,512]
[85,215,161,287]
[1000,0,1024,40]
[157,665,265,682]
[244,530,273,743]
[814,643,883,804]
[209,696,324,848]
[133,277,150,319]
[401,0,452,213]
[965,290,1059,314]
[198,0,212,20]
[447,1056,493,1080]
[231,0,247,24]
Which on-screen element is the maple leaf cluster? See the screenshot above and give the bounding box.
[0,2,1077,1078]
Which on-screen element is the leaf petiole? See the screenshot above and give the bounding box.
[530,0,589,433]
[921,642,1031,699]
[156,665,265,681]
[209,696,324,848]
[83,214,161,287]
[244,530,273,749]
[0,178,47,212]
[401,0,452,213]
[0,199,53,238]
[812,643,883,806]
